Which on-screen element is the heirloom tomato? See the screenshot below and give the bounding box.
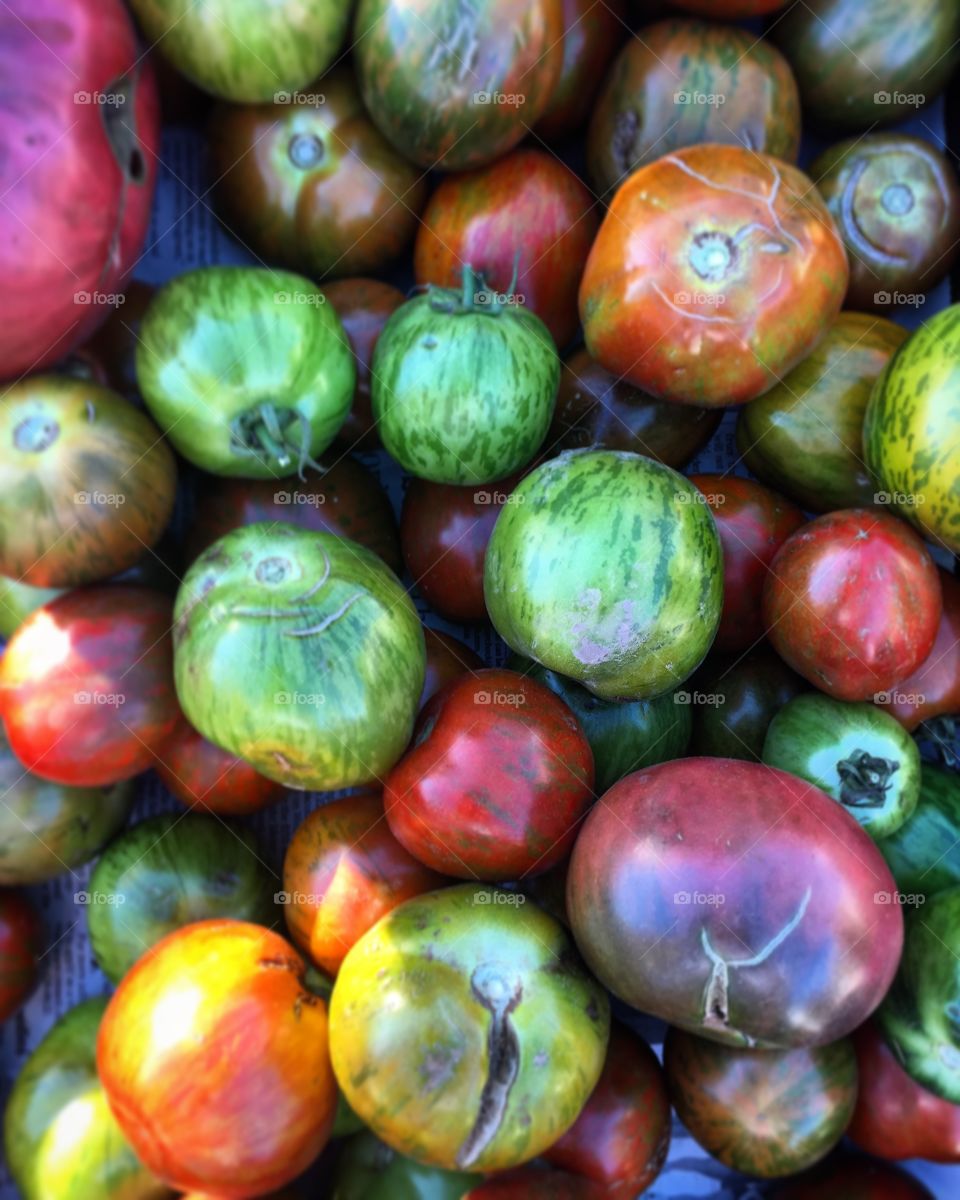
[579,145,847,406]
[763,509,942,702]
[156,716,286,816]
[422,628,483,708]
[332,1131,481,1200]
[877,765,960,903]
[0,587,178,787]
[567,758,903,1048]
[0,890,41,1021]
[536,0,627,140]
[773,1157,934,1200]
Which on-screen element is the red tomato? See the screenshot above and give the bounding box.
[414,149,599,348]
[690,474,805,653]
[422,628,483,708]
[385,669,594,880]
[282,792,446,975]
[97,920,336,1197]
[0,588,179,786]
[157,716,286,816]
[763,510,942,702]
[536,0,627,140]
[0,890,42,1021]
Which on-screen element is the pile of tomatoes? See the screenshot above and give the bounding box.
[1,0,959,1198]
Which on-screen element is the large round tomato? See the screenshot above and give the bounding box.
[0,587,179,786]
[567,758,904,1048]
[413,150,598,349]
[422,628,483,708]
[156,716,286,816]
[579,145,848,407]
[0,0,159,379]
[0,890,41,1021]
[763,509,942,702]
[536,0,626,140]
[209,69,427,280]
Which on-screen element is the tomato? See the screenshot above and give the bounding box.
[550,348,722,465]
[675,0,788,13]
[4,998,172,1200]
[282,793,445,975]
[373,271,559,485]
[81,282,156,403]
[401,476,521,622]
[329,884,610,1172]
[763,510,942,702]
[536,0,627,140]
[772,1157,934,1200]
[736,313,909,512]
[567,758,904,1048]
[579,145,848,407]
[422,628,483,708]
[0,0,159,379]
[385,669,593,880]
[485,450,723,699]
[466,1170,609,1199]
[690,474,805,654]
[353,0,563,170]
[0,890,41,1021]
[209,69,428,280]
[333,1130,481,1199]
[664,1027,857,1177]
[864,306,960,554]
[326,279,405,450]
[186,456,402,574]
[544,1024,671,1194]
[878,765,960,904]
[136,266,355,478]
[0,587,178,787]
[156,716,286,816]
[588,19,800,195]
[128,0,350,102]
[173,525,425,791]
[413,150,599,349]
[812,135,960,310]
[0,376,176,587]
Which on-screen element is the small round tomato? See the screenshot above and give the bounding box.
[414,149,599,349]
[763,509,942,702]
[579,145,848,407]
[772,1157,934,1200]
[535,0,627,140]
[157,716,286,816]
[283,792,445,975]
[0,587,179,787]
[385,670,593,880]
[0,890,41,1021]
[690,474,804,654]
[97,920,337,1196]
[422,628,483,709]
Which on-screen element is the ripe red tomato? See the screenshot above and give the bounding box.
[157,717,286,816]
[763,510,942,702]
[0,588,179,786]
[536,0,627,140]
[690,475,805,654]
[414,149,599,348]
[0,891,42,1021]
[385,669,594,880]
[422,628,483,708]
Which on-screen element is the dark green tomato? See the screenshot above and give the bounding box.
[588,18,801,195]
[329,884,610,1173]
[877,886,960,1103]
[549,348,722,467]
[774,0,959,129]
[485,450,723,700]
[372,272,559,485]
[688,647,807,760]
[332,1131,481,1200]
[3,997,173,1200]
[736,313,908,512]
[0,727,131,885]
[812,135,960,310]
[762,694,920,839]
[879,766,960,902]
[173,523,425,791]
[353,0,564,170]
[664,1028,857,1178]
[136,266,355,479]
[87,813,276,984]
[509,656,691,792]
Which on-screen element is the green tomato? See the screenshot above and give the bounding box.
[762,694,920,839]
[136,267,355,478]
[484,449,723,699]
[173,523,425,790]
[0,574,64,638]
[879,765,960,900]
[3,998,172,1200]
[372,270,559,485]
[332,1131,481,1200]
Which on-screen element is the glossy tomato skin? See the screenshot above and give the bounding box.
[536,0,627,140]
[771,1157,934,1200]
[332,1130,482,1199]
[283,793,445,976]
[98,920,337,1196]
[580,146,847,407]
[414,150,598,349]
[0,890,41,1021]
[0,587,178,787]
[157,717,286,816]
[567,758,904,1048]
[689,474,804,653]
[422,628,483,709]
[763,509,942,702]
[209,69,427,280]
[0,0,159,378]
[385,669,594,880]
[544,1024,671,1194]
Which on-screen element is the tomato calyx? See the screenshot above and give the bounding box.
[427,261,522,318]
[13,414,59,453]
[837,750,899,808]
[229,402,323,478]
[689,231,739,282]
[288,132,325,170]
[881,181,915,216]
